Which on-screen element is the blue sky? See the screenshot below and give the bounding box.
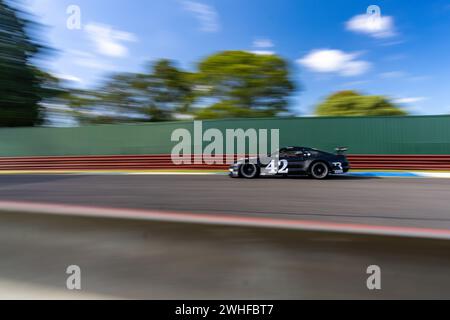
[26,0,450,115]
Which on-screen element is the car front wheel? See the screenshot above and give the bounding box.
[310,162,329,180]
[239,163,260,179]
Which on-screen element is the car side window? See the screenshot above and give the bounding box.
[280,150,299,158]
[278,149,287,158]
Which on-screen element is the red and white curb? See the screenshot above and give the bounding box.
[0,201,450,240]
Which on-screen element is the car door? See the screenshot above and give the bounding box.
[279,149,305,175]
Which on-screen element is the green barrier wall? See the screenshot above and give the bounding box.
[1,115,450,157]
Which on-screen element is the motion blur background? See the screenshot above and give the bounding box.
[3,0,450,127]
[1,0,450,300]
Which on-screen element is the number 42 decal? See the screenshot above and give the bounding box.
[266,160,289,174]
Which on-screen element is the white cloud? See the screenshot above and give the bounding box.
[67,49,94,59]
[250,50,275,56]
[298,49,371,77]
[84,23,137,58]
[67,49,116,71]
[253,38,274,49]
[249,38,275,55]
[393,97,428,104]
[182,1,220,33]
[74,57,115,71]
[346,13,396,38]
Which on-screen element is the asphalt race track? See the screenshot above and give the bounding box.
[0,174,450,229]
[1,174,450,299]
[0,211,450,299]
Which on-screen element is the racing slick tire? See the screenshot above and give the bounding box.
[239,163,260,179]
[309,162,330,180]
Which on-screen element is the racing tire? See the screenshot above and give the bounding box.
[309,162,329,180]
[239,163,260,179]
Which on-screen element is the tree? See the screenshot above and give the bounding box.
[132,59,195,121]
[69,59,195,124]
[34,69,76,126]
[67,53,296,124]
[0,0,48,126]
[194,51,295,119]
[315,91,407,117]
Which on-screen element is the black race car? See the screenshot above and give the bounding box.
[229,146,350,180]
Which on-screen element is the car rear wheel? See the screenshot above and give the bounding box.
[239,163,260,179]
[310,162,329,180]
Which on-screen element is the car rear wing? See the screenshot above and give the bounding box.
[335,147,348,155]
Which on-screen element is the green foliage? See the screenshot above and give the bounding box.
[0,0,48,127]
[132,59,195,121]
[68,59,195,124]
[68,52,295,123]
[315,90,407,117]
[195,51,295,119]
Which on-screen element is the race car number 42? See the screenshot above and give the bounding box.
[266,160,289,174]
